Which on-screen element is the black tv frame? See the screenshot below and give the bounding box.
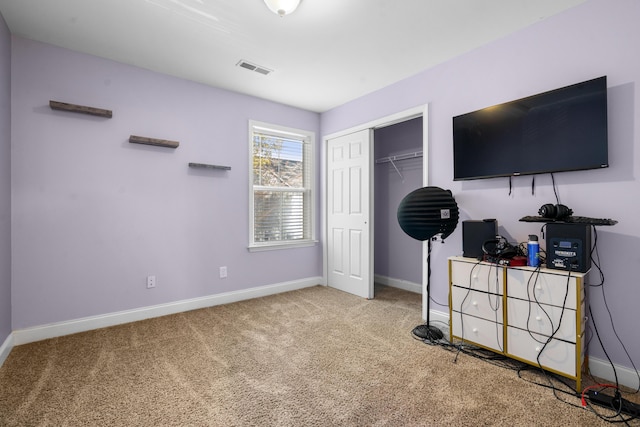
[452,76,608,181]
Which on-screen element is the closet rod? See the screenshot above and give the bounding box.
[375,151,423,164]
[375,151,423,182]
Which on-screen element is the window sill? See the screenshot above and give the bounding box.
[248,240,318,252]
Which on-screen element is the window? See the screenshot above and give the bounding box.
[249,121,315,251]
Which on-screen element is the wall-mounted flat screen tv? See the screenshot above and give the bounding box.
[453,76,608,181]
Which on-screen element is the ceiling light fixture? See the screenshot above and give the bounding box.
[263,0,301,17]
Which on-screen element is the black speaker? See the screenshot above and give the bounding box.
[462,219,497,259]
[546,223,591,273]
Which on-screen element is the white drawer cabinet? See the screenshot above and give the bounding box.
[507,297,576,341]
[449,256,587,392]
[450,259,504,294]
[451,287,503,324]
[451,311,504,352]
[507,267,579,310]
[506,327,577,375]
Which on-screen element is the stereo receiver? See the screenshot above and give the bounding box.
[546,223,591,273]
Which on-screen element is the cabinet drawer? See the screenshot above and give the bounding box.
[451,312,504,352]
[452,286,503,324]
[506,326,576,376]
[507,298,577,342]
[450,259,504,294]
[507,268,577,310]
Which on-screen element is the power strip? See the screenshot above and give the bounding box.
[587,390,640,417]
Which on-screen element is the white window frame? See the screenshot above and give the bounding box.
[248,120,316,251]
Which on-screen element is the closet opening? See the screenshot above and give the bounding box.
[373,117,424,298]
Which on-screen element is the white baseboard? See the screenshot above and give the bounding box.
[0,333,13,368]
[374,274,421,294]
[426,309,450,336]
[589,356,640,391]
[13,277,322,346]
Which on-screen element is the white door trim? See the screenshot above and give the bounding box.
[322,104,430,317]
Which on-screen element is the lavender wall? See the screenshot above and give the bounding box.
[0,13,11,344]
[11,37,321,330]
[323,0,640,372]
[374,118,422,284]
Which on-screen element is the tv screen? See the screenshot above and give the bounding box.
[452,76,608,181]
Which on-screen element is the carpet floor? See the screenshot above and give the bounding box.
[0,284,637,426]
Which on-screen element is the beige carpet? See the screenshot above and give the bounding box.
[0,285,636,426]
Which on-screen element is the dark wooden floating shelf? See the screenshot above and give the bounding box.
[129,135,179,149]
[49,100,112,118]
[188,162,231,171]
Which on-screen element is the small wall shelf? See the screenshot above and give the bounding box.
[188,162,231,171]
[129,135,179,149]
[49,100,113,118]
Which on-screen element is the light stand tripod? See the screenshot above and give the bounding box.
[412,239,444,341]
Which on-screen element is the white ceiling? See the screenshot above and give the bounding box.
[0,0,587,113]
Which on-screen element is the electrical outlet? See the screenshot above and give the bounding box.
[147,275,156,288]
[219,266,227,279]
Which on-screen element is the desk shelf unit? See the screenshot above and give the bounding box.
[448,256,587,392]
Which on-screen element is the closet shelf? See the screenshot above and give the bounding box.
[375,151,423,181]
[188,162,231,171]
[49,100,112,118]
[375,151,423,164]
[129,135,179,149]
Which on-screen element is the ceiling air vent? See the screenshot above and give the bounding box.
[237,60,273,76]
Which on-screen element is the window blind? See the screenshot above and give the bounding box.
[251,128,312,245]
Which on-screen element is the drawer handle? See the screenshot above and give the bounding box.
[535,316,542,321]
[472,301,478,306]
[535,346,541,352]
[536,285,542,291]
[472,328,478,334]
